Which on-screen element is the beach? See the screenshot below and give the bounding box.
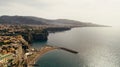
[27,45,57,67]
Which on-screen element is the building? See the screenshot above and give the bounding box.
[0,53,14,67]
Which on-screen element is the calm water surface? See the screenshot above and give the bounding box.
[33,27,120,67]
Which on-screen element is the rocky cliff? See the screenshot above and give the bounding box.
[15,29,49,43]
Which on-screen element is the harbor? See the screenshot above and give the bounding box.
[27,45,78,67]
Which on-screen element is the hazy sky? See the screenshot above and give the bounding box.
[0,0,120,26]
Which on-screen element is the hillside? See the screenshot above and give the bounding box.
[0,15,106,27]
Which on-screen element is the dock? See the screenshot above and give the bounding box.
[59,47,78,54]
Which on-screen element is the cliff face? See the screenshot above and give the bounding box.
[18,29,49,43]
[32,29,48,42]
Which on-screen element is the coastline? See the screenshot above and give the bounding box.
[27,45,57,67]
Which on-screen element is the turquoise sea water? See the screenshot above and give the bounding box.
[33,27,120,67]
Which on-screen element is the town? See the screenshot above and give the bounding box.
[0,24,50,67]
[0,35,29,67]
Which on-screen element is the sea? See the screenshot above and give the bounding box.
[32,27,120,67]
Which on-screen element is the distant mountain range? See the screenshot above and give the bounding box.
[0,15,106,27]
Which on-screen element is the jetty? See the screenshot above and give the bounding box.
[59,47,78,54]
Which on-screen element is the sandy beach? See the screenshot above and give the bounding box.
[27,46,57,67]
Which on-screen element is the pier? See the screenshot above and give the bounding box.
[59,47,78,54]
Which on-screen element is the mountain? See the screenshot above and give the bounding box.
[0,15,106,27]
[0,15,50,25]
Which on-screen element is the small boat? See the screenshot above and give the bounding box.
[29,64,39,66]
[29,61,39,66]
[32,64,39,66]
